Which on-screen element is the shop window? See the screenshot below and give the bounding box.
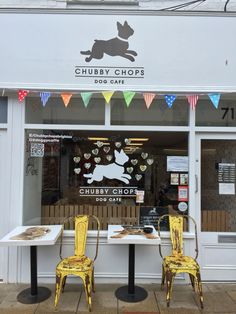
[0,97,7,123]
[25,97,105,125]
[23,130,189,231]
[111,97,189,126]
[196,96,236,126]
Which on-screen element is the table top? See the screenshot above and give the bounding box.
[107,225,161,245]
[0,225,62,246]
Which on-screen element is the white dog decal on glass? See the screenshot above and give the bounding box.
[84,149,131,184]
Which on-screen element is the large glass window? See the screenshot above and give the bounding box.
[23,130,188,230]
[25,97,105,125]
[0,97,7,123]
[111,96,189,126]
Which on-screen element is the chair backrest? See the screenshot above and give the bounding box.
[158,214,199,260]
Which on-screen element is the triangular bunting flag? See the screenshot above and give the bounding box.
[143,93,155,109]
[164,95,176,108]
[208,93,221,109]
[18,90,28,102]
[102,91,114,104]
[40,92,51,107]
[187,95,199,110]
[61,93,72,107]
[123,91,135,107]
[81,92,92,107]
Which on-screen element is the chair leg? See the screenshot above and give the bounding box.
[92,268,95,293]
[54,272,66,309]
[166,270,175,307]
[189,274,195,291]
[195,271,204,309]
[82,272,93,312]
[62,275,67,293]
[161,265,165,290]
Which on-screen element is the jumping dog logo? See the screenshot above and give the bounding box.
[80,21,137,62]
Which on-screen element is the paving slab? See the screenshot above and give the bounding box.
[118,291,159,313]
[77,291,117,313]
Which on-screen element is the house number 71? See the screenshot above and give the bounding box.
[221,107,235,120]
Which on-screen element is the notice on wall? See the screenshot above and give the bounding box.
[219,183,235,195]
[178,186,188,201]
[167,156,188,172]
[218,163,235,195]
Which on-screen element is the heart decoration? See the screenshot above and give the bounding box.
[131,159,138,166]
[106,155,113,162]
[95,141,104,148]
[135,174,142,181]
[84,163,91,169]
[74,168,81,174]
[94,157,101,164]
[140,165,147,172]
[92,149,99,155]
[115,142,122,148]
[73,156,81,163]
[141,152,148,159]
[84,153,91,160]
[127,167,134,174]
[103,146,110,153]
[125,138,131,145]
[147,158,154,165]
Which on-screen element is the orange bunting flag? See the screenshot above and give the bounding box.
[18,90,28,102]
[143,93,155,109]
[187,95,199,110]
[61,93,72,107]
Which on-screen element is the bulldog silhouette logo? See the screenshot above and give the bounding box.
[80,21,137,62]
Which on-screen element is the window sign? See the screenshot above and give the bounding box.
[178,186,188,202]
[167,156,188,172]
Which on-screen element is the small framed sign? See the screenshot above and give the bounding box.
[180,173,188,185]
[170,173,179,185]
[178,186,188,201]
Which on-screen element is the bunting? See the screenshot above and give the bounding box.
[18,90,28,102]
[102,91,114,104]
[123,91,136,107]
[81,92,92,107]
[187,95,199,110]
[208,93,221,109]
[165,95,176,108]
[40,92,51,107]
[143,93,155,109]
[61,93,72,107]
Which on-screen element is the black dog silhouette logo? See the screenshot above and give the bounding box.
[80,21,137,62]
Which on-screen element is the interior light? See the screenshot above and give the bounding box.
[88,137,109,141]
[127,143,143,146]
[129,138,149,141]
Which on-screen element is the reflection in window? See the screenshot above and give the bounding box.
[23,130,188,230]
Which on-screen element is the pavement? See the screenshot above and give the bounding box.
[0,282,236,313]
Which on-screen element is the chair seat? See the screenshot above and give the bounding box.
[164,255,200,271]
[57,255,93,272]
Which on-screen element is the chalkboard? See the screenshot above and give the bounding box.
[139,206,169,230]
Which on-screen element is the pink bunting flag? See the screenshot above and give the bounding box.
[143,93,155,109]
[18,90,28,102]
[187,95,199,110]
[61,93,72,107]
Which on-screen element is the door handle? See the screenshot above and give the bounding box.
[195,175,198,193]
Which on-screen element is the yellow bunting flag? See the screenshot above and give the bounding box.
[102,91,114,104]
[61,93,72,107]
[143,93,155,109]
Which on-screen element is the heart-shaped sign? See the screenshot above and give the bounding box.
[84,153,91,160]
[103,146,110,153]
[94,157,101,164]
[84,163,91,169]
[92,149,99,155]
[115,142,122,148]
[74,168,81,174]
[140,165,147,172]
[131,159,138,166]
[147,158,154,165]
[125,138,131,145]
[127,167,134,174]
[73,156,81,163]
[141,152,148,159]
[135,174,142,181]
[106,155,113,162]
[95,141,104,148]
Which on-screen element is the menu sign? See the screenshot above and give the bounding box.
[139,206,168,228]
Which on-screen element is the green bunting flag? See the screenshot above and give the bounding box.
[123,91,136,107]
[81,92,92,107]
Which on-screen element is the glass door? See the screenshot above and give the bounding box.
[196,134,236,281]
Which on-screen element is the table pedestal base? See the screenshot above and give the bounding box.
[17,287,51,304]
[115,285,148,302]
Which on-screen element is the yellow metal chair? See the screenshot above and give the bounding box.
[157,214,203,309]
[54,215,100,311]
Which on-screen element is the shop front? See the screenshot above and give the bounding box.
[1,9,236,283]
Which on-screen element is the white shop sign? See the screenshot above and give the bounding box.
[0,13,236,91]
